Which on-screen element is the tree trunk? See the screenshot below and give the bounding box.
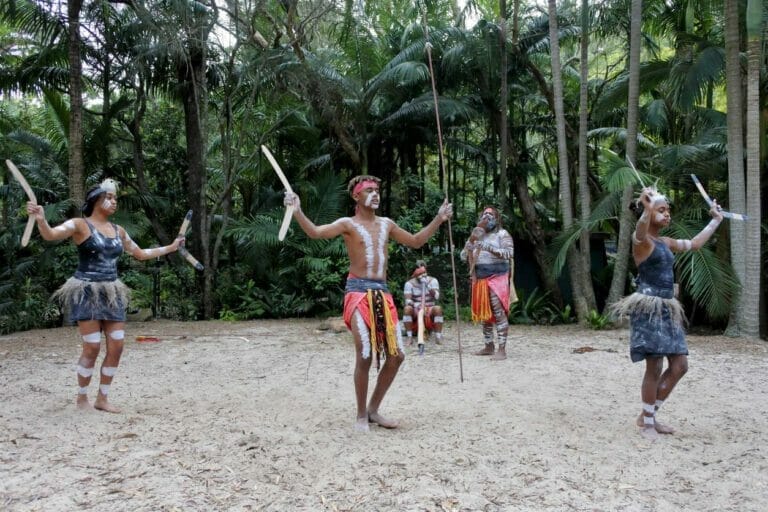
[548,0,587,320]
[741,0,762,337]
[577,0,597,312]
[514,171,564,307]
[607,0,642,308]
[178,36,210,319]
[724,0,747,336]
[498,0,509,215]
[67,0,85,211]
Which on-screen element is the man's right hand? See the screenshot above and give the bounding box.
[284,192,301,211]
[26,202,45,221]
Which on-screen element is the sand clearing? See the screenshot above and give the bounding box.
[1,319,767,511]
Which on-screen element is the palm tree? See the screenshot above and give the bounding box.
[724,0,746,335]
[607,0,643,308]
[577,0,597,312]
[741,0,762,337]
[548,0,589,320]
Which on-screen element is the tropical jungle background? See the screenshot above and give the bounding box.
[0,0,765,338]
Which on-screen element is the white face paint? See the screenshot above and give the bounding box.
[654,212,665,224]
[365,191,379,209]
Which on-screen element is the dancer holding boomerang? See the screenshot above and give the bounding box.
[25,178,184,413]
[265,147,452,431]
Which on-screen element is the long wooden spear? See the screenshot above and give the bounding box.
[423,12,464,383]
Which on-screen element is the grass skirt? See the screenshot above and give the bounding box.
[52,277,130,323]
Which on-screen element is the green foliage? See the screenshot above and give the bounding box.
[509,288,560,326]
[585,309,611,330]
[0,277,59,334]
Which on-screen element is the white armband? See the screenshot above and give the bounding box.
[675,239,692,251]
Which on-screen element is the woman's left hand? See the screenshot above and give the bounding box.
[709,199,724,222]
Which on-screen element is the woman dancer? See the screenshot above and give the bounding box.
[612,186,722,440]
[27,179,183,412]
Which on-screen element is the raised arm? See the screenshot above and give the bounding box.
[389,198,453,248]
[665,200,723,253]
[26,203,85,242]
[120,226,183,261]
[284,192,348,239]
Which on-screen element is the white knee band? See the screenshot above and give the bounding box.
[434,316,443,323]
[654,399,664,410]
[101,366,118,377]
[82,332,101,343]
[108,330,125,341]
[77,365,94,377]
[402,315,412,322]
[99,384,110,395]
[78,386,89,395]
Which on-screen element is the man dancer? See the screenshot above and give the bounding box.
[461,207,516,361]
[284,176,452,431]
[402,260,443,354]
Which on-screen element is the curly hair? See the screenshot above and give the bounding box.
[347,175,381,197]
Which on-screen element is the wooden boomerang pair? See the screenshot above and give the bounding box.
[261,145,294,241]
[690,175,748,221]
[5,160,37,247]
[176,210,204,270]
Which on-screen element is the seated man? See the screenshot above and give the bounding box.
[402,260,443,354]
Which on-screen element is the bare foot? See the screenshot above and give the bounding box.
[640,426,659,441]
[406,337,414,347]
[354,417,370,432]
[368,411,399,429]
[491,347,507,361]
[94,397,121,414]
[635,414,676,434]
[76,395,92,410]
[474,344,494,356]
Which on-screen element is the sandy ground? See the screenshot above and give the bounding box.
[1,319,767,511]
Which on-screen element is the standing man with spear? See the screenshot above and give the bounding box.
[283,175,452,432]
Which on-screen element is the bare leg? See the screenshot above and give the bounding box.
[430,306,443,345]
[367,350,404,429]
[638,357,662,440]
[76,320,102,410]
[402,306,414,346]
[489,292,509,361]
[475,322,495,355]
[351,315,372,431]
[94,321,124,414]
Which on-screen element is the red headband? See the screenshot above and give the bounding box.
[352,180,379,196]
[412,267,427,278]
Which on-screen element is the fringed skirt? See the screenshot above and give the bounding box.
[52,277,131,323]
[610,293,687,362]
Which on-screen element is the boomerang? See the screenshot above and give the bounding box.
[625,157,646,188]
[261,145,294,241]
[176,210,204,270]
[690,175,747,221]
[5,160,37,247]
